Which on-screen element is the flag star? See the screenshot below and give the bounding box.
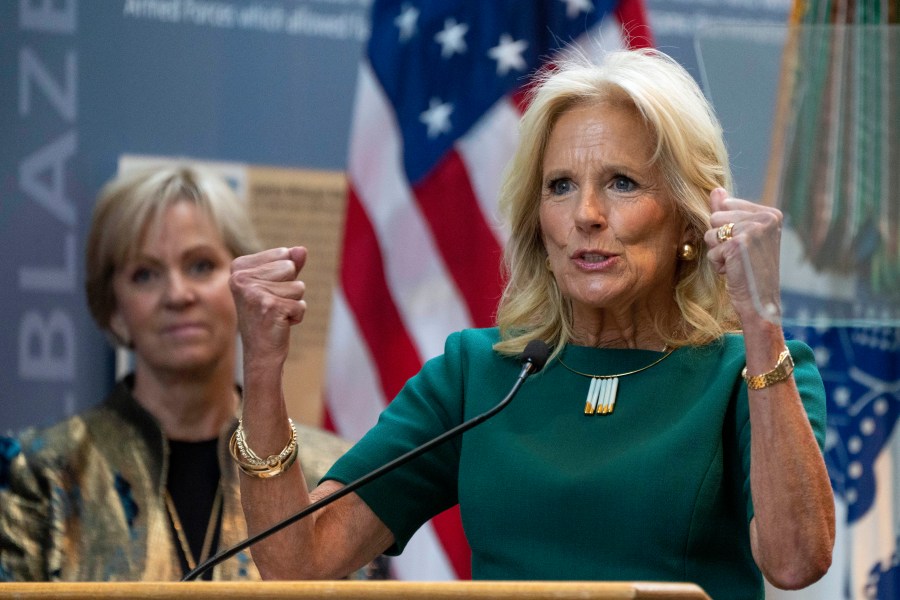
[560,0,594,19]
[833,386,851,406]
[814,345,831,367]
[435,17,469,58]
[420,97,454,138]
[394,3,419,42]
[488,34,528,76]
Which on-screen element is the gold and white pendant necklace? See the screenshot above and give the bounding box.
[557,347,675,415]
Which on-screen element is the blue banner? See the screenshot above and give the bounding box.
[1,0,368,432]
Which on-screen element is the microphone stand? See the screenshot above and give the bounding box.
[183,344,547,581]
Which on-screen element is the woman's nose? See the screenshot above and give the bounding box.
[574,188,607,231]
[163,272,196,306]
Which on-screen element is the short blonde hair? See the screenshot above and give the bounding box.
[85,164,262,340]
[494,48,739,357]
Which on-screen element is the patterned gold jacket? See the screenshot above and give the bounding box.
[0,377,357,581]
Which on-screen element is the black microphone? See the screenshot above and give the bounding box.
[182,339,550,581]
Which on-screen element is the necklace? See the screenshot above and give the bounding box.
[163,484,223,572]
[557,347,675,415]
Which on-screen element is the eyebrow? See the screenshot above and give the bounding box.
[125,242,224,265]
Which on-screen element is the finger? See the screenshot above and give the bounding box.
[287,298,307,326]
[231,247,292,272]
[714,193,777,222]
[288,246,308,270]
[247,296,306,327]
[704,221,739,248]
[230,269,306,307]
[232,248,309,285]
[251,258,305,283]
[708,190,742,237]
[709,211,744,230]
[704,238,728,272]
[710,189,767,223]
[231,246,308,274]
[709,187,729,212]
[255,279,306,302]
[233,281,307,328]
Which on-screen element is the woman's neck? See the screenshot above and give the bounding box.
[132,360,238,441]
[571,303,677,350]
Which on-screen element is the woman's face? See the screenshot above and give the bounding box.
[539,101,685,329]
[110,201,237,377]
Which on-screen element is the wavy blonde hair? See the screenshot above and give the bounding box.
[494,48,739,358]
[85,164,262,344]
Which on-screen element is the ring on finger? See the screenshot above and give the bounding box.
[717,222,735,243]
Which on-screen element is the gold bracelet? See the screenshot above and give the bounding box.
[234,418,296,466]
[229,418,298,478]
[742,348,794,390]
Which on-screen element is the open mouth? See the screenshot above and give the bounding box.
[578,252,610,263]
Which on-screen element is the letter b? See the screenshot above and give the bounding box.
[18,310,75,380]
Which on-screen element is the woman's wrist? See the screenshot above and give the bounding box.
[739,313,789,378]
[230,417,299,478]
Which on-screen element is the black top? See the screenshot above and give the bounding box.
[166,438,221,578]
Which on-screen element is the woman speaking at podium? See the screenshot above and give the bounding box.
[229,49,834,599]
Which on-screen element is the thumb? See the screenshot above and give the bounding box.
[288,246,308,270]
[710,187,729,212]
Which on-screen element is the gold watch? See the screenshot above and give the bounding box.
[742,348,794,390]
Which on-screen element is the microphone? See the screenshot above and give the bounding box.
[182,339,550,581]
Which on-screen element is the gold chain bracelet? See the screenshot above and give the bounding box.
[229,418,298,478]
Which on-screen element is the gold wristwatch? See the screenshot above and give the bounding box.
[742,348,794,390]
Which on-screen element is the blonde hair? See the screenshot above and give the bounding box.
[85,164,262,341]
[494,48,739,358]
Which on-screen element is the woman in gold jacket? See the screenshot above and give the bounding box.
[0,165,386,581]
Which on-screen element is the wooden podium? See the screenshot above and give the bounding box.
[0,581,710,599]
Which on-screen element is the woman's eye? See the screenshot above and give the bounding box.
[130,267,155,284]
[547,178,573,195]
[611,175,637,193]
[189,258,216,276]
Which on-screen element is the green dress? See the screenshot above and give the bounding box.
[324,328,827,600]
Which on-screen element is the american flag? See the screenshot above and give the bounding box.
[784,316,900,599]
[324,0,652,581]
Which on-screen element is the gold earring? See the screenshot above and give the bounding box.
[545,257,552,270]
[677,243,698,261]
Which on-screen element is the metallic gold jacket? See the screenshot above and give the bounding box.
[0,377,355,581]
